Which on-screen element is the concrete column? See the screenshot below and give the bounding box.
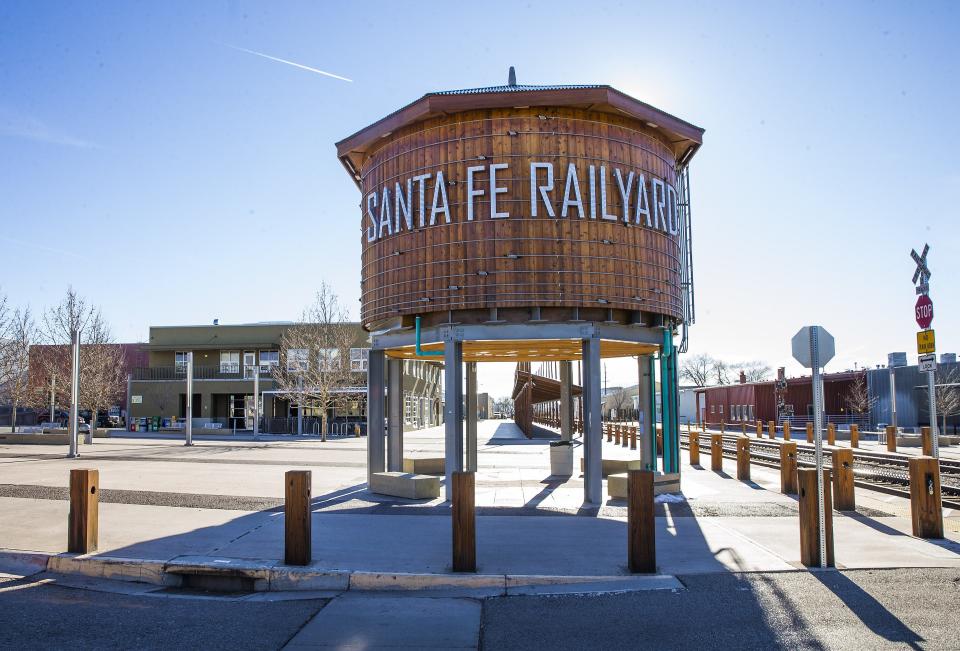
[560,360,573,441]
[387,358,404,472]
[465,361,478,472]
[367,349,386,484]
[582,337,602,504]
[637,355,655,471]
[444,340,464,501]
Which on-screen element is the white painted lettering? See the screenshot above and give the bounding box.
[489,163,509,218]
[560,162,584,218]
[430,170,450,225]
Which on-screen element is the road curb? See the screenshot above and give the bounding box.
[0,549,680,595]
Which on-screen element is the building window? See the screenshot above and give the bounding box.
[175,351,189,374]
[350,348,370,372]
[318,348,340,372]
[220,351,240,374]
[287,348,308,372]
[749,405,755,421]
[259,350,279,373]
[719,405,723,414]
[711,405,715,414]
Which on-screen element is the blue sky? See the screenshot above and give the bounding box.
[1,1,957,395]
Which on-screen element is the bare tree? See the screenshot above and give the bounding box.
[935,366,960,434]
[607,387,634,420]
[714,359,731,385]
[272,284,358,435]
[680,353,715,387]
[34,288,125,429]
[493,397,514,419]
[732,361,772,383]
[0,306,36,432]
[844,371,876,421]
[78,312,126,431]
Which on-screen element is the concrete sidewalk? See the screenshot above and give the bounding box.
[1,420,959,594]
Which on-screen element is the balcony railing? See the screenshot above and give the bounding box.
[132,366,278,381]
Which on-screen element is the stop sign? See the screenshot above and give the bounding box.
[915,294,934,329]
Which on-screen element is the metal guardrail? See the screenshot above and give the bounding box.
[132,366,279,381]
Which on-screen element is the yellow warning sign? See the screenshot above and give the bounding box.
[917,329,936,355]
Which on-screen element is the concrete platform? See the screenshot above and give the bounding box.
[1,420,959,591]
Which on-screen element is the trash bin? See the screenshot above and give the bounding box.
[550,440,574,476]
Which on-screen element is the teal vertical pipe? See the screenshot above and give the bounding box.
[660,328,674,474]
[648,355,658,471]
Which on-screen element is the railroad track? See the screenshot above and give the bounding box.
[680,432,960,510]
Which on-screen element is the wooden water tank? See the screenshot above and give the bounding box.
[337,84,703,332]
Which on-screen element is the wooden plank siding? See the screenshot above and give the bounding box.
[355,107,684,331]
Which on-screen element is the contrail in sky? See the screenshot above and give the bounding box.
[225,44,353,82]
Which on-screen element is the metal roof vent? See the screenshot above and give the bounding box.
[508,66,517,87]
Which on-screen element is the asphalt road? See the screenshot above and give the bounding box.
[483,568,960,650]
[2,569,959,650]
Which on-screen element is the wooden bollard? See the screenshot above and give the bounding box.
[827,422,836,446]
[452,471,476,572]
[606,424,613,443]
[630,426,637,450]
[614,425,621,445]
[886,425,897,453]
[756,421,763,438]
[284,470,312,565]
[741,420,747,435]
[700,421,706,433]
[921,427,933,457]
[780,442,798,494]
[909,457,943,538]
[627,470,656,573]
[354,423,361,438]
[768,421,776,440]
[720,421,726,434]
[806,422,814,443]
[832,448,855,511]
[783,421,791,441]
[68,469,99,554]
[656,427,663,455]
[849,424,859,448]
[689,431,700,466]
[797,469,834,568]
[736,437,751,481]
[621,425,629,448]
[710,434,723,472]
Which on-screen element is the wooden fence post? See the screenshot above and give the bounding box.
[453,471,476,572]
[628,470,656,573]
[827,422,836,446]
[921,427,933,457]
[689,431,700,466]
[909,457,943,539]
[711,434,723,472]
[780,442,798,494]
[768,420,776,440]
[606,424,613,443]
[721,421,726,434]
[657,426,664,455]
[832,448,855,511]
[736,437,751,481]
[783,421,791,441]
[285,470,312,566]
[806,423,814,444]
[630,426,637,451]
[741,420,747,435]
[797,468,834,568]
[886,425,897,453]
[68,469,99,554]
[849,424,859,448]
[756,421,763,438]
[614,425,621,446]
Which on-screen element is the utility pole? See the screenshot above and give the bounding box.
[185,352,194,446]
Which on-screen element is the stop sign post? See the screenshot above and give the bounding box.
[791,325,835,568]
[915,294,934,329]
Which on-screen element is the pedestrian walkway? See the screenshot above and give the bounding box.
[1,420,959,590]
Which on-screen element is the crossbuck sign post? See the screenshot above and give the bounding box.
[792,325,835,568]
[911,244,938,460]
